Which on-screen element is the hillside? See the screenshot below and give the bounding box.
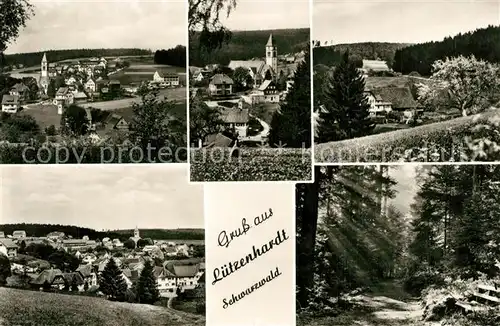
[0,287,204,326]
[313,42,412,67]
[393,25,500,76]
[4,48,152,68]
[0,224,204,241]
[189,28,310,67]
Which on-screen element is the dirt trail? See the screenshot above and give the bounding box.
[298,281,439,326]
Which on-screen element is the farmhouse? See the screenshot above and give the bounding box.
[370,87,420,116]
[104,113,129,131]
[0,239,18,258]
[365,90,393,116]
[73,92,88,104]
[1,95,21,113]
[209,74,234,96]
[152,71,180,86]
[30,268,66,290]
[219,107,249,138]
[54,87,74,112]
[12,230,27,238]
[251,80,280,103]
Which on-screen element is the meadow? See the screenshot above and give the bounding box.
[0,287,205,326]
[315,109,500,163]
[111,63,186,86]
[190,148,312,182]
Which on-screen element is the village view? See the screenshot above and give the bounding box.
[0,1,187,163]
[188,0,312,181]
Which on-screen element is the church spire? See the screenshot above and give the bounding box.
[42,53,47,63]
[266,34,275,47]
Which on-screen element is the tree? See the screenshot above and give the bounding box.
[0,254,11,286]
[136,239,148,249]
[188,0,236,52]
[83,281,89,291]
[60,104,89,136]
[232,67,252,90]
[71,277,79,292]
[316,51,374,143]
[99,258,127,301]
[189,96,224,146]
[417,55,500,117]
[18,240,26,254]
[129,93,185,161]
[268,50,311,148]
[0,113,40,143]
[124,239,136,250]
[42,280,51,291]
[137,260,160,304]
[46,79,56,98]
[0,0,34,69]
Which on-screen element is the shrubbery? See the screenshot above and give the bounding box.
[190,148,312,181]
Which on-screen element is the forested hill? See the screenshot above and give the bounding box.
[393,25,500,76]
[313,42,412,67]
[189,28,310,67]
[0,224,204,241]
[4,48,152,68]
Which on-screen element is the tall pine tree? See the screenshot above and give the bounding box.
[137,260,160,304]
[99,258,127,301]
[268,50,311,148]
[316,51,374,143]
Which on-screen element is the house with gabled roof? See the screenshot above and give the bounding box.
[0,239,18,258]
[1,94,21,113]
[219,106,249,138]
[30,268,66,289]
[209,74,234,96]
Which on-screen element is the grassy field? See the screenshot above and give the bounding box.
[111,63,186,86]
[0,287,205,326]
[190,148,312,182]
[315,109,500,163]
[22,104,60,130]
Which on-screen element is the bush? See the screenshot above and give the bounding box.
[315,109,500,163]
[45,125,57,136]
[190,148,312,181]
[195,302,205,314]
[404,269,446,296]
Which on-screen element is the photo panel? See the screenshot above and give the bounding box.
[0,0,187,164]
[0,164,206,325]
[313,0,500,163]
[188,0,313,182]
[296,164,500,326]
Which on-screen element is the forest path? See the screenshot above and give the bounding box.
[298,280,439,326]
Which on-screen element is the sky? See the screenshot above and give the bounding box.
[388,165,418,216]
[6,0,186,54]
[314,0,500,44]
[220,0,310,31]
[0,164,204,231]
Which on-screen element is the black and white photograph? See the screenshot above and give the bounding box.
[188,0,312,182]
[313,0,500,163]
[296,164,500,326]
[0,0,187,164]
[0,165,205,325]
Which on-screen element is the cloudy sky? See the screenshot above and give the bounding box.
[314,0,500,44]
[220,0,310,30]
[6,0,186,54]
[0,164,204,231]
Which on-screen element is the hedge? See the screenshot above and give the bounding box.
[315,109,500,163]
[190,148,312,182]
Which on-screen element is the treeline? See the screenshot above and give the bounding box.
[0,223,131,241]
[4,48,152,68]
[393,25,500,76]
[111,228,205,240]
[154,45,186,68]
[189,28,310,67]
[313,42,411,68]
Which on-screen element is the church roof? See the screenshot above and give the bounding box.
[266,34,275,47]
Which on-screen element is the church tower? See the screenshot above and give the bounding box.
[265,34,278,79]
[134,226,140,238]
[40,53,49,95]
